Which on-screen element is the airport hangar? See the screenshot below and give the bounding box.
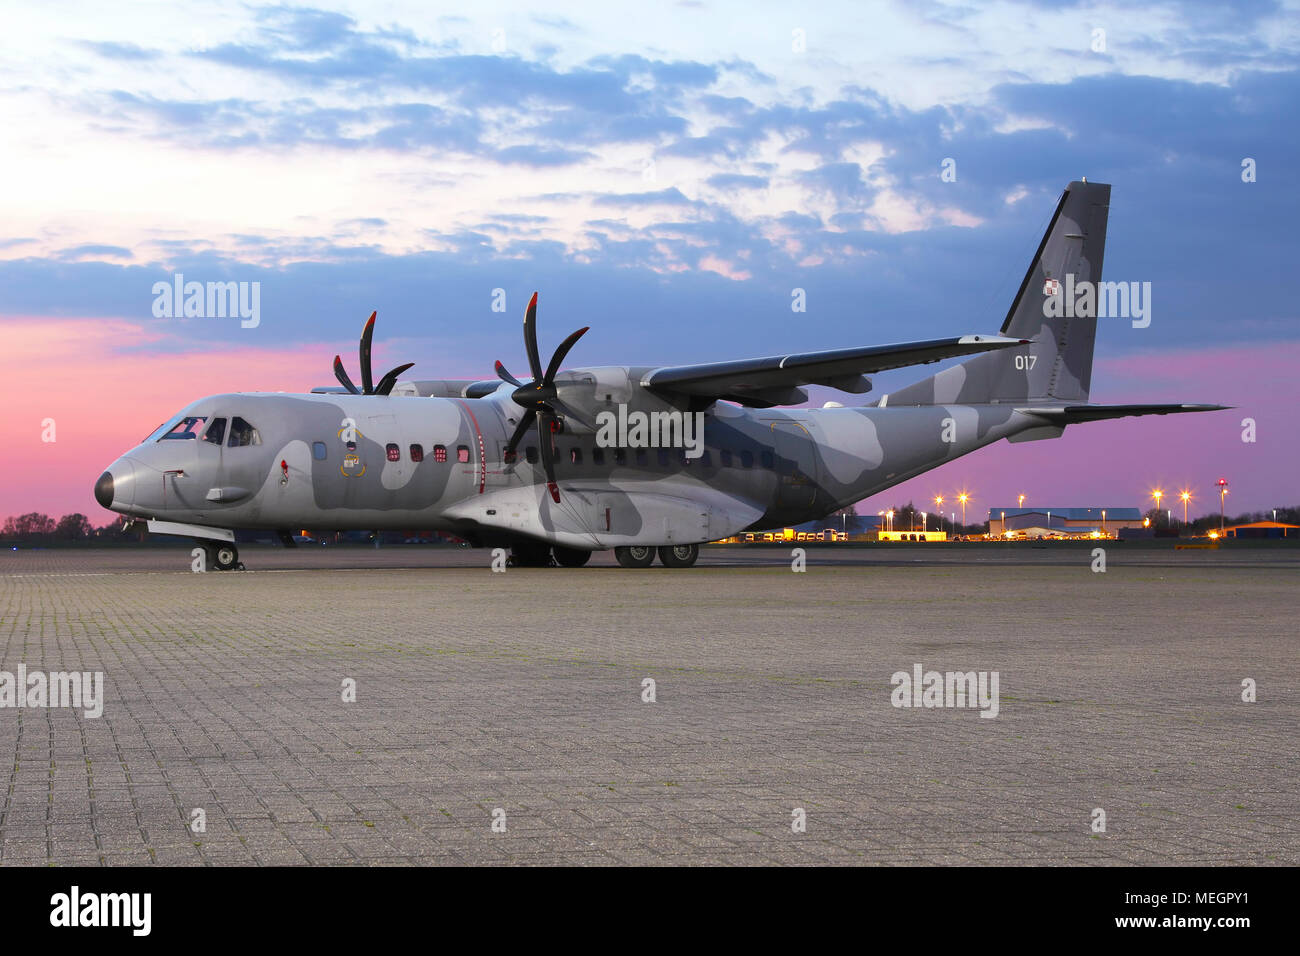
[987,507,1144,537]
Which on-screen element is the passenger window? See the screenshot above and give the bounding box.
[434,445,447,462]
[720,449,733,467]
[227,417,261,447]
[203,418,227,445]
[657,449,670,466]
[760,450,774,469]
[457,446,470,463]
[592,448,605,465]
[635,449,648,466]
[570,448,582,465]
[386,443,400,462]
[312,441,327,461]
[613,449,626,465]
[525,446,538,464]
[410,444,423,462]
[741,450,754,468]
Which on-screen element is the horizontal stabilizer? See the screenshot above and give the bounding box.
[1019,403,1230,423]
[644,334,1028,407]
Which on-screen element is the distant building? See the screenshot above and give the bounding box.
[987,507,1143,537]
[1217,520,1298,539]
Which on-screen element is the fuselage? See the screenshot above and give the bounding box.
[96,367,1042,549]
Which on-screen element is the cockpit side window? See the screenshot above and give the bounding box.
[227,417,261,447]
[158,416,207,440]
[203,418,227,445]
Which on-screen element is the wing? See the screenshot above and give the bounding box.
[642,334,1029,407]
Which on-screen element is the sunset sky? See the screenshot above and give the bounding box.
[2,0,1296,521]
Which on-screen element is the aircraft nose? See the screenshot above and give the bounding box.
[94,458,136,511]
[94,471,114,509]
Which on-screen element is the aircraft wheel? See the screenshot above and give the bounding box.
[511,541,552,568]
[614,545,655,568]
[657,544,699,568]
[552,546,592,568]
[212,543,239,571]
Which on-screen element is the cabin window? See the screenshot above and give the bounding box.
[760,450,774,469]
[312,441,327,460]
[159,416,206,440]
[457,446,470,463]
[720,449,733,467]
[386,443,400,462]
[657,449,670,467]
[592,448,605,465]
[740,450,754,468]
[409,444,424,463]
[635,449,648,466]
[613,449,626,465]
[570,448,582,465]
[525,446,539,464]
[202,418,227,445]
[433,445,447,462]
[227,417,261,447]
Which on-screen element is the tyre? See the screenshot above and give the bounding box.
[657,543,699,568]
[614,545,655,568]
[212,543,239,571]
[552,546,592,568]
[510,540,552,567]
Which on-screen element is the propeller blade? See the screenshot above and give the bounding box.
[494,360,524,387]
[333,356,360,394]
[374,362,415,396]
[359,311,377,394]
[544,326,589,384]
[523,292,543,382]
[537,410,561,502]
[503,409,536,463]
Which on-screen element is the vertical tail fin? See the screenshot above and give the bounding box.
[883,180,1110,407]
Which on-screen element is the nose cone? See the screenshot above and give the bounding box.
[94,458,136,512]
[94,471,114,509]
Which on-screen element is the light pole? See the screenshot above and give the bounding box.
[1018,493,1025,509]
[1101,509,1106,537]
[887,510,894,533]
[1180,490,1190,526]
[921,511,927,533]
[1217,478,1228,534]
[1046,509,1051,536]
[958,492,968,530]
[1152,489,1163,528]
[934,495,944,534]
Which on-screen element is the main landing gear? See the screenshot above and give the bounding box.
[614,543,699,569]
[509,542,700,568]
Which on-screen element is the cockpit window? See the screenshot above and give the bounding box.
[203,418,227,445]
[157,416,208,440]
[227,417,261,447]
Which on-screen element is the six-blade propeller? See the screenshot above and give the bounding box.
[332,311,415,397]
[495,292,588,503]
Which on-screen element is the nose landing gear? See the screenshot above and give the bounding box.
[201,542,242,571]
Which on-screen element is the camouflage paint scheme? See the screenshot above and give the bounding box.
[95,181,1224,552]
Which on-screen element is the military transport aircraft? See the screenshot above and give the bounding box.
[94,180,1224,569]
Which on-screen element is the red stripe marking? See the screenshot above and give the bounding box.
[456,401,487,494]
